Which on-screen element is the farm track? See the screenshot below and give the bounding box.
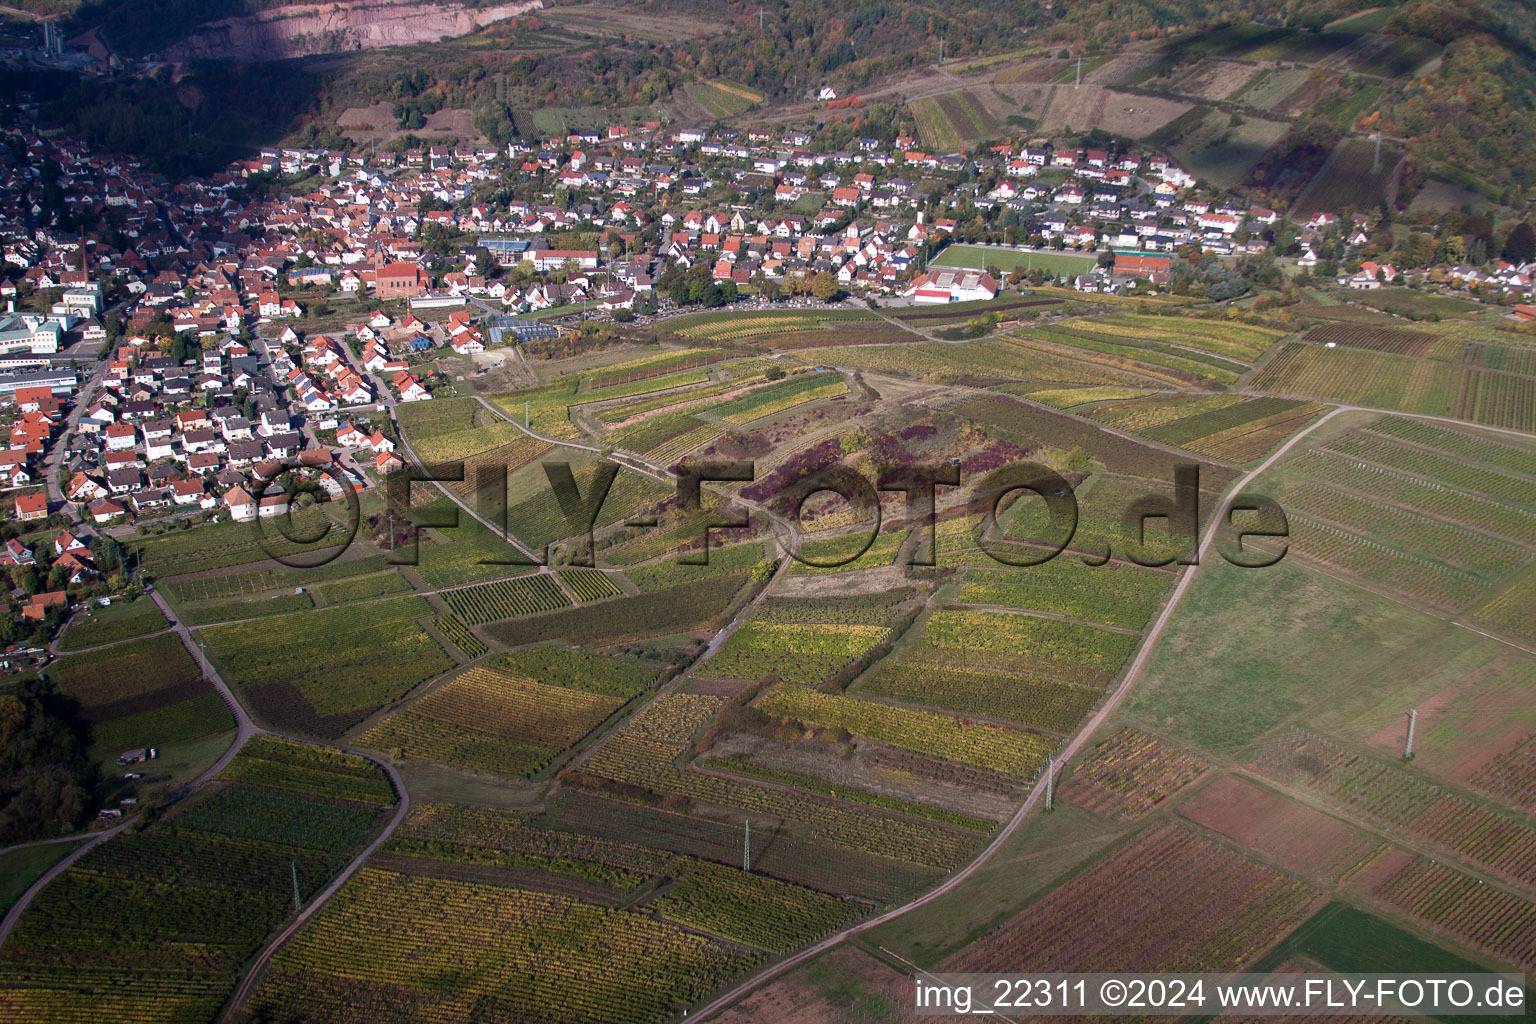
[686,406,1348,1021]
[465,392,806,781]
[0,587,413,1024]
[11,305,1536,1015]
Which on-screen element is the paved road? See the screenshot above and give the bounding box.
[221,757,410,1021]
[0,587,411,1005]
[685,407,1348,1021]
[43,360,106,518]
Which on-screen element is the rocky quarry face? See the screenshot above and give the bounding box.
[161,0,546,61]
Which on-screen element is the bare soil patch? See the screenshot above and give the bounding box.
[705,732,1016,822]
[1180,774,1376,881]
[1038,85,1193,139]
[1174,59,1262,101]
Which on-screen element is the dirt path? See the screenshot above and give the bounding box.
[686,406,1348,1021]
[221,757,410,1021]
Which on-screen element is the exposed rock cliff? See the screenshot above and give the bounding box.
[161,0,544,61]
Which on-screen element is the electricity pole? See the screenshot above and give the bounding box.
[1076,55,1082,90]
[292,860,300,912]
[1404,708,1417,760]
[1373,132,1382,173]
[743,819,751,871]
[1045,756,1055,810]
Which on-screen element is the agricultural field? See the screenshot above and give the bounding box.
[911,609,1139,679]
[178,590,314,627]
[700,620,891,685]
[786,529,904,575]
[202,595,452,738]
[1021,317,1268,386]
[800,335,1149,387]
[405,497,542,590]
[1349,851,1536,970]
[1086,393,1327,462]
[1266,419,1535,611]
[55,598,166,651]
[857,661,1101,734]
[1250,343,1536,433]
[0,737,393,1024]
[1260,901,1526,979]
[316,571,414,604]
[1167,109,1289,188]
[1251,729,1536,889]
[1178,774,1379,881]
[482,571,749,648]
[1020,384,1158,408]
[757,685,1054,777]
[159,553,394,603]
[581,694,981,870]
[492,460,670,553]
[1471,567,1536,645]
[132,505,350,577]
[432,614,486,658]
[1292,137,1404,218]
[1061,728,1208,819]
[362,663,625,777]
[246,868,751,1024]
[46,632,233,761]
[494,643,658,700]
[410,420,528,464]
[954,557,1171,630]
[665,308,880,343]
[908,96,962,152]
[944,823,1319,972]
[686,78,763,117]
[705,371,848,424]
[557,567,624,602]
[440,572,570,624]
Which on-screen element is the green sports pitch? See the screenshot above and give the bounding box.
[930,244,1098,277]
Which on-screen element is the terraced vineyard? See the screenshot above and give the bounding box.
[362,664,624,778]
[47,632,232,756]
[557,567,624,602]
[945,823,1319,973]
[581,695,980,869]
[203,595,452,738]
[1062,728,1208,818]
[700,620,890,685]
[247,869,751,1024]
[0,737,393,1024]
[757,685,1054,777]
[1249,343,1536,433]
[440,573,571,624]
[1252,730,1536,889]
[706,371,848,424]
